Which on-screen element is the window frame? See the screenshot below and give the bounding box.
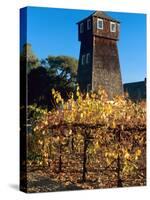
[87,19,91,30]
[97,18,103,30]
[87,84,91,92]
[80,22,84,34]
[110,21,116,32]
[86,53,90,64]
[81,54,86,65]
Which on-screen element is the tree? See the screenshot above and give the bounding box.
[20,42,79,108]
[20,43,40,73]
[28,55,78,109]
[28,67,51,107]
[42,55,78,90]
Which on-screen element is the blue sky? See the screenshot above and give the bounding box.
[21,7,146,84]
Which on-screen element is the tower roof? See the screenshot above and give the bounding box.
[92,11,120,23]
[77,11,120,24]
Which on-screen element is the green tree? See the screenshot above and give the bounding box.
[42,55,78,89]
[20,43,40,73]
[28,67,51,107]
[28,55,78,109]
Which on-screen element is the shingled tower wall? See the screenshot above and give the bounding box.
[77,11,123,98]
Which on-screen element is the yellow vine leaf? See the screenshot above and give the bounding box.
[135,149,141,157]
[112,121,116,129]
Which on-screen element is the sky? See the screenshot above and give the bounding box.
[20,7,146,84]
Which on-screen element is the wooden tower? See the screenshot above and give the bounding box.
[77,11,123,98]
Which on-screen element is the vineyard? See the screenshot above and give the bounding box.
[25,88,146,192]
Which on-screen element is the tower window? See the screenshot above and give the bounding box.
[80,23,84,33]
[86,53,90,64]
[81,55,86,65]
[87,84,91,92]
[87,19,91,30]
[97,18,103,30]
[110,22,116,32]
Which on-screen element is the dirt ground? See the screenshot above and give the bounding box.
[24,167,146,193]
[26,169,82,193]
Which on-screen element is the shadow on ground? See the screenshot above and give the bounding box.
[26,171,82,193]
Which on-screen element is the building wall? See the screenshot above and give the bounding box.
[77,35,93,91]
[123,80,146,101]
[92,36,123,98]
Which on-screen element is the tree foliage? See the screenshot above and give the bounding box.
[20,43,78,108]
[27,54,78,108]
[20,43,40,73]
[41,55,78,89]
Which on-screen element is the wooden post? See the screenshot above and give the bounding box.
[82,130,88,182]
[71,137,74,152]
[117,155,122,187]
[58,139,62,173]
[48,136,52,167]
[117,130,123,187]
[69,135,74,152]
[71,128,77,152]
